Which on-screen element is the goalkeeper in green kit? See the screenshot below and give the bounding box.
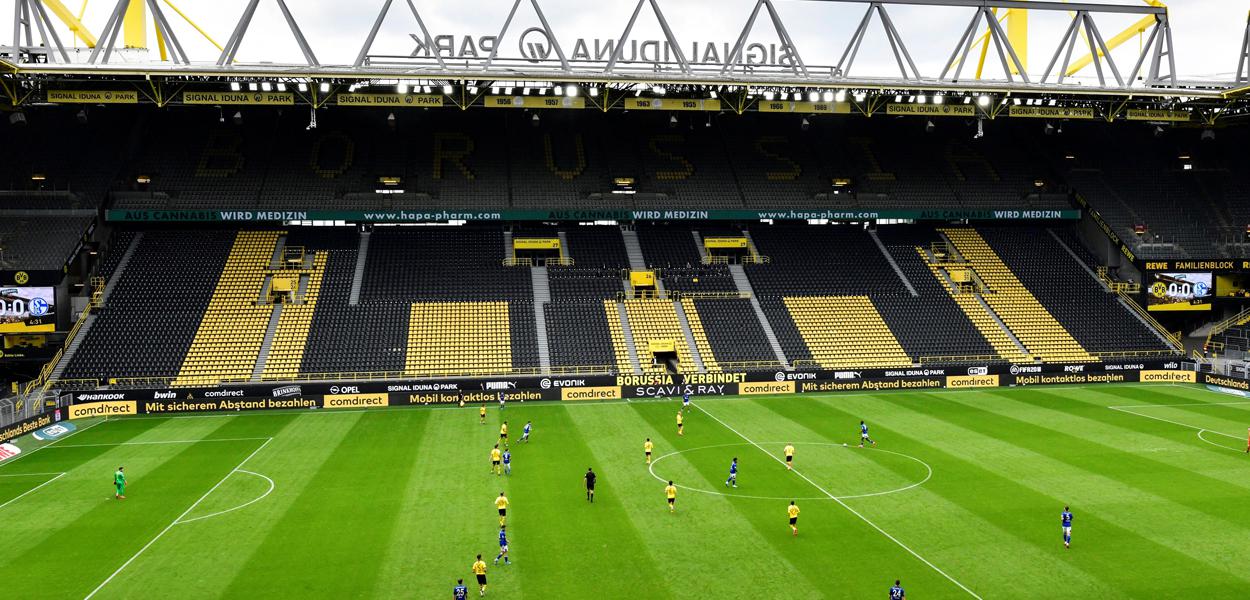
[114,466,126,500]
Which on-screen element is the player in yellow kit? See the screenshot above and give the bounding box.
[676,411,684,436]
[471,554,488,596]
[644,438,654,464]
[783,443,795,470]
[788,501,800,536]
[495,492,509,526]
[665,481,677,513]
[490,445,503,475]
[479,403,487,424]
[499,421,509,448]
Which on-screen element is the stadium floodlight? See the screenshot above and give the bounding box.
[822,91,833,102]
[554,85,564,96]
[808,91,819,102]
[589,87,599,98]
[532,113,540,126]
[422,85,431,93]
[800,117,810,131]
[442,84,453,94]
[523,87,532,95]
[297,82,308,92]
[319,82,330,93]
[835,90,847,102]
[277,83,287,92]
[933,94,944,105]
[964,96,972,104]
[925,120,935,133]
[469,86,479,94]
[894,94,903,102]
[491,86,500,94]
[1049,99,1057,106]
[232,111,243,126]
[709,90,718,99]
[248,83,258,91]
[763,91,775,101]
[565,85,578,97]
[230,82,241,92]
[917,95,927,104]
[1012,98,1021,106]
[977,95,990,107]
[853,92,865,102]
[652,85,667,96]
[504,87,513,95]
[397,82,409,94]
[258,82,270,92]
[669,115,678,127]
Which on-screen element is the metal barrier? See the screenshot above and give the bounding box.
[1114,289,1184,353]
[706,361,788,372]
[918,355,1000,365]
[1204,306,1250,349]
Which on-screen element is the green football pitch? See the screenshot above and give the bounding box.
[2,383,1249,599]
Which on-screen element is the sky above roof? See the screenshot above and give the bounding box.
[46,0,1249,83]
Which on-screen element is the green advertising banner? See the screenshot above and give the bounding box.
[106,208,1080,223]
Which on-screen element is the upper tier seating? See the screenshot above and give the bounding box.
[0,215,93,270]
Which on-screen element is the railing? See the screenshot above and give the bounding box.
[502,257,533,267]
[701,255,731,265]
[1204,306,1250,349]
[20,302,96,402]
[1114,289,1184,353]
[503,257,576,267]
[1090,350,1180,359]
[675,291,751,300]
[741,254,771,265]
[918,354,1000,365]
[1095,266,1141,293]
[706,361,788,372]
[89,276,105,307]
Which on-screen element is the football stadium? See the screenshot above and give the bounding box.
[3,0,1250,597]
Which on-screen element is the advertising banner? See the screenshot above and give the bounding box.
[0,412,54,444]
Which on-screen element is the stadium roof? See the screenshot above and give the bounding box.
[3,0,1249,119]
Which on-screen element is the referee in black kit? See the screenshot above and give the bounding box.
[584,467,596,503]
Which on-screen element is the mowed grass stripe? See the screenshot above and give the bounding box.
[218,410,429,598]
[95,412,358,598]
[4,416,272,598]
[820,390,1245,598]
[897,390,1250,594]
[372,406,529,599]
[573,401,826,599]
[722,395,1124,599]
[495,404,669,599]
[984,388,1250,487]
[637,398,975,598]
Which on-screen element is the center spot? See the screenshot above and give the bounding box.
[648,442,931,501]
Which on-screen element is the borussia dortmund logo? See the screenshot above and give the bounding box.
[14,271,29,284]
[1149,281,1168,298]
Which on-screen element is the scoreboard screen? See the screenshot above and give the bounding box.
[0,287,57,332]
[1147,273,1213,311]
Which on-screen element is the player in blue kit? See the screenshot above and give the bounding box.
[724,457,738,488]
[1061,506,1073,548]
[682,392,691,413]
[859,420,876,448]
[520,421,531,443]
[502,449,511,476]
[494,526,512,565]
[453,579,468,599]
[889,579,905,599]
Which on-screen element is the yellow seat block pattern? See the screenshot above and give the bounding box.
[174,231,283,387]
[261,252,327,380]
[918,248,1031,363]
[623,299,697,373]
[940,228,1096,363]
[405,302,513,377]
[604,301,637,374]
[784,296,912,369]
[679,298,720,372]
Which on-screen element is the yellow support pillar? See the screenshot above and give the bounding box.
[123,0,146,49]
[1006,8,1027,74]
[42,0,98,47]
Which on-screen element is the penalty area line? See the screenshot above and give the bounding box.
[692,401,982,599]
[83,437,274,600]
[1108,406,1243,440]
[0,472,66,511]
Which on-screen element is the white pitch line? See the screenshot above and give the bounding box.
[48,436,272,449]
[175,470,276,525]
[1106,401,1250,409]
[1108,406,1243,440]
[0,418,108,470]
[0,472,68,477]
[0,472,66,511]
[693,401,982,599]
[1196,430,1245,453]
[83,437,273,600]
